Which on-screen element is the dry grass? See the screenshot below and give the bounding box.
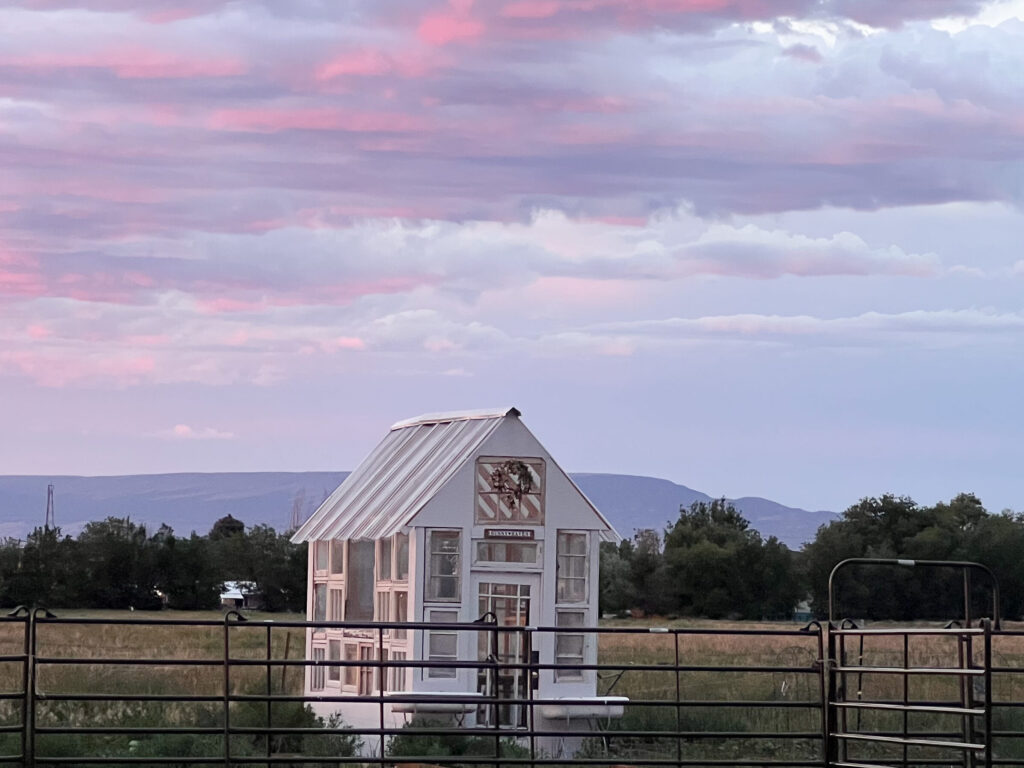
[1,611,1023,764]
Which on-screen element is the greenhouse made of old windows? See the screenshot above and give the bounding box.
[290,407,621,750]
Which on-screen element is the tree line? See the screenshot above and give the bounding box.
[601,492,1024,622]
[2,492,1021,620]
[0,514,307,611]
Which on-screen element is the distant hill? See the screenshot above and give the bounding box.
[570,474,835,547]
[0,472,835,549]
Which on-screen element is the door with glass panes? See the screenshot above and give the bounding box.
[473,573,539,728]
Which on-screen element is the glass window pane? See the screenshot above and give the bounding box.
[378,538,392,580]
[330,540,344,574]
[313,583,327,622]
[311,647,325,691]
[315,541,329,571]
[344,644,357,686]
[346,540,375,620]
[426,531,461,602]
[394,591,408,639]
[328,640,341,681]
[395,533,409,580]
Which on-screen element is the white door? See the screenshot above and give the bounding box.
[472,573,540,728]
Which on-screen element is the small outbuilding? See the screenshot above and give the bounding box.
[220,581,262,611]
[290,407,621,751]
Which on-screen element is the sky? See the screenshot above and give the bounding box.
[1,0,1023,515]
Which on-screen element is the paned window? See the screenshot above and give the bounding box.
[379,648,389,692]
[555,610,586,681]
[426,608,459,679]
[474,540,540,565]
[330,540,344,575]
[556,532,588,603]
[426,530,461,602]
[346,540,375,621]
[391,650,407,691]
[328,640,341,682]
[395,533,409,580]
[475,457,545,525]
[313,583,327,622]
[311,646,325,691]
[359,647,374,694]
[329,588,343,621]
[315,541,329,572]
[344,644,358,687]
[376,591,390,636]
[393,591,408,640]
[378,538,392,581]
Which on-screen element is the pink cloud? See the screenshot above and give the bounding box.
[315,48,438,83]
[141,7,211,24]
[160,424,235,440]
[316,50,393,80]
[0,251,46,298]
[210,107,431,133]
[3,47,246,79]
[525,276,643,306]
[26,324,52,339]
[328,336,367,351]
[501,0,561,18]
[0,349,157,388]
[418,0,486,45]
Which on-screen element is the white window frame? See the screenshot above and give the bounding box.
[556,531,588,604]
[472,539,542,569]
[343,643,358,689]
[376,590,391,637]
[330,539,344,575]
[327,639,341,683]
[358,645,375,695]
[475,457,545,525]
[314,541,329,573]
[424,608,459,679]
[395,532,410,581]
[554,609,586,681]
[393,589,408,641]
[378,538,393,582]
[329,587,344,622]
[311,646,325,691]
[313,582,327,622]
[425,529,461,603]
[391,649,407,691]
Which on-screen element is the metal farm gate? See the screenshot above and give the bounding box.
[0,559,1019,766]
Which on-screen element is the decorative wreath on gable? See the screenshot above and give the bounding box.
[488,460,535,511]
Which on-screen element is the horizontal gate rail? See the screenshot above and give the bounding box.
[826,618,994,768]
[8,611,828,767]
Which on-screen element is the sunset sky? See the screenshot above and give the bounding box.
[2,0,1022,515]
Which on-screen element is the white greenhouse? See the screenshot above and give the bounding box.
[290,407,622,752]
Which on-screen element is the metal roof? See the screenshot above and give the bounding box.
[291,405,619,544]
[290,408,517,543]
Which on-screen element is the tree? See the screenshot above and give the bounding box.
[598,540,636,614]
[0,527,77,608]
[804,493,1001,621]
[663,499,799,619]
[210,514,245,540]
[628,529,673,615]
[75,517,162,609]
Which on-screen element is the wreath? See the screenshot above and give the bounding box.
[488,460,535,510]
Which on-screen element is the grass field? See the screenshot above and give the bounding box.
[0,611,1022,765]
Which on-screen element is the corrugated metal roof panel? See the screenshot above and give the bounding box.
[391,406,519,431]
[291,409,512,543]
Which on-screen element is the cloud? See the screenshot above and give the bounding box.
[157,424,236,440]
[571,309,1024,351]
[0,208,942,312]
